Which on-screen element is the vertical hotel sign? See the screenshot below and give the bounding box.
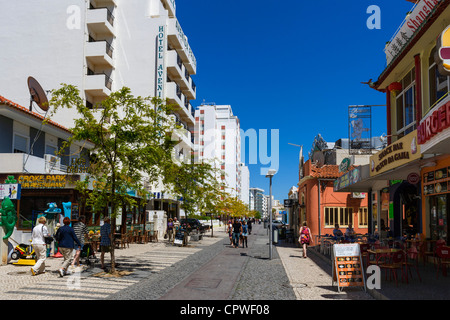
[156,25,166,99]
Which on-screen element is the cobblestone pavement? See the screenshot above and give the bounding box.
[0,224,373,300]
[0,234,223,300]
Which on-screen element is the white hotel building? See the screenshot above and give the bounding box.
[0,0,197,217]
[194,104,249,205]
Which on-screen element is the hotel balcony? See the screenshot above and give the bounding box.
[86,39,114,68]
[167,18,197,75]
[84,72,112,101]
[87,6,115,37]
[166,81,195,126]
[161,0,176,18]
[167,50,196,100]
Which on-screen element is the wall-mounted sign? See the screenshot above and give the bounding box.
[407,172,420,185]
[435,25,450,76]
[339,158,351,173]
[18,175,67,189]
[418,100,450,145]
[334,166,367,192]
[67,158,89,174]
[370,130,421,177]
[0,184,21,200]
[155,25,166,99]
[423,166,450,196]
[385,0,442,65]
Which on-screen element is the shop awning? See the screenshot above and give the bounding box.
[334,158,426,193]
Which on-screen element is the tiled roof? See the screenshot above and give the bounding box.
[310,164,340,179]
[309,164,358,179]
[0,95,72,134]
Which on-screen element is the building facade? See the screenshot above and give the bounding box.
[0,96,94,244]
[194,104,249,202]
[338,0,450,244]
[0,0,198,218]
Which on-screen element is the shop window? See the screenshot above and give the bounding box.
[429,47,449,109]
[396,68,416,136]
[324,207,353,227]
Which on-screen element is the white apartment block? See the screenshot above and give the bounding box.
[194,104,249,201]
[0,0,197,215]
[0,0,195,161]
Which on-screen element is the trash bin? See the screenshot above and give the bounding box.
[273,228,278,244]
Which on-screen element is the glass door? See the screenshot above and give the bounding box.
[430,195,448,243]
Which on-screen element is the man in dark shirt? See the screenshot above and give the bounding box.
[232,219,242,248]
[248,219,253,235]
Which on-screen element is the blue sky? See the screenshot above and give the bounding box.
[177,0,415,202]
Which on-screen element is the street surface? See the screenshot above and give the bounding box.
[0,224,372,301]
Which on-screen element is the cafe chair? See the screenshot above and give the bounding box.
[436,246,450,279]
[380,250,407,287]
[403,246,421,282]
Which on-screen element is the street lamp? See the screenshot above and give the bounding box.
[265,168,277,260]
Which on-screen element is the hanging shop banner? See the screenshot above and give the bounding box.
[332,243,366,292]
[0,184,21,200]
[370,130,421,177]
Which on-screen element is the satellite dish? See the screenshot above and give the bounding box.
[27,76,49,112]
[312,151,325,167]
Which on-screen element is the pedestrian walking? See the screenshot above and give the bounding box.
[248,218,253,235]
[57,217,82,277]
[241,220,249,248]
[166,218,174,243]
[227,220,233,246]
[30,216,50,276]
[71,215,89,268]
[299,221,313,258]
[232,218,241,248]
[100,217,112,269]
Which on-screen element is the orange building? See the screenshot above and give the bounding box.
[298,158,369,240]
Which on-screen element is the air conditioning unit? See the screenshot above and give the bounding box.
[44,154,61,172]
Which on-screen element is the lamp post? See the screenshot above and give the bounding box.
[265,169,277,260]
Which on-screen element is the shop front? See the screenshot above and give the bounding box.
[335,131,423,240]
[422,158,450,243]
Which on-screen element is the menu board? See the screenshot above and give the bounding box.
[332,244,366,292]
[71,203,79,221]
[423,167,450,196]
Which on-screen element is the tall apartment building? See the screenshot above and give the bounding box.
[0,0,197,217]
[194,104,249,201]
[249,187,265,216]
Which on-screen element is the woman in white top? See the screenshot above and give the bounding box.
[31,216,49,276]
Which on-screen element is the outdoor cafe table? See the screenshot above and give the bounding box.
[367,248,401,266]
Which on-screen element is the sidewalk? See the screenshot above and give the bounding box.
[275,238,450,300]
[0,231,224,300]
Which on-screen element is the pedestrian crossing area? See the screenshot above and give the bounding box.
[0,238,220,300]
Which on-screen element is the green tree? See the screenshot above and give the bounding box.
[48,84,176,274]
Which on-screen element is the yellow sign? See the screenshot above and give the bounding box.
[18,175,67,189]
[370,130,421,177]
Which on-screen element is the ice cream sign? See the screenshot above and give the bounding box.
[370,130,421,177]
[436,25,450,76]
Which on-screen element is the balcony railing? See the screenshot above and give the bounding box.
[88,35,114,58]
[89,3,115,26]
[87,68,113,90]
